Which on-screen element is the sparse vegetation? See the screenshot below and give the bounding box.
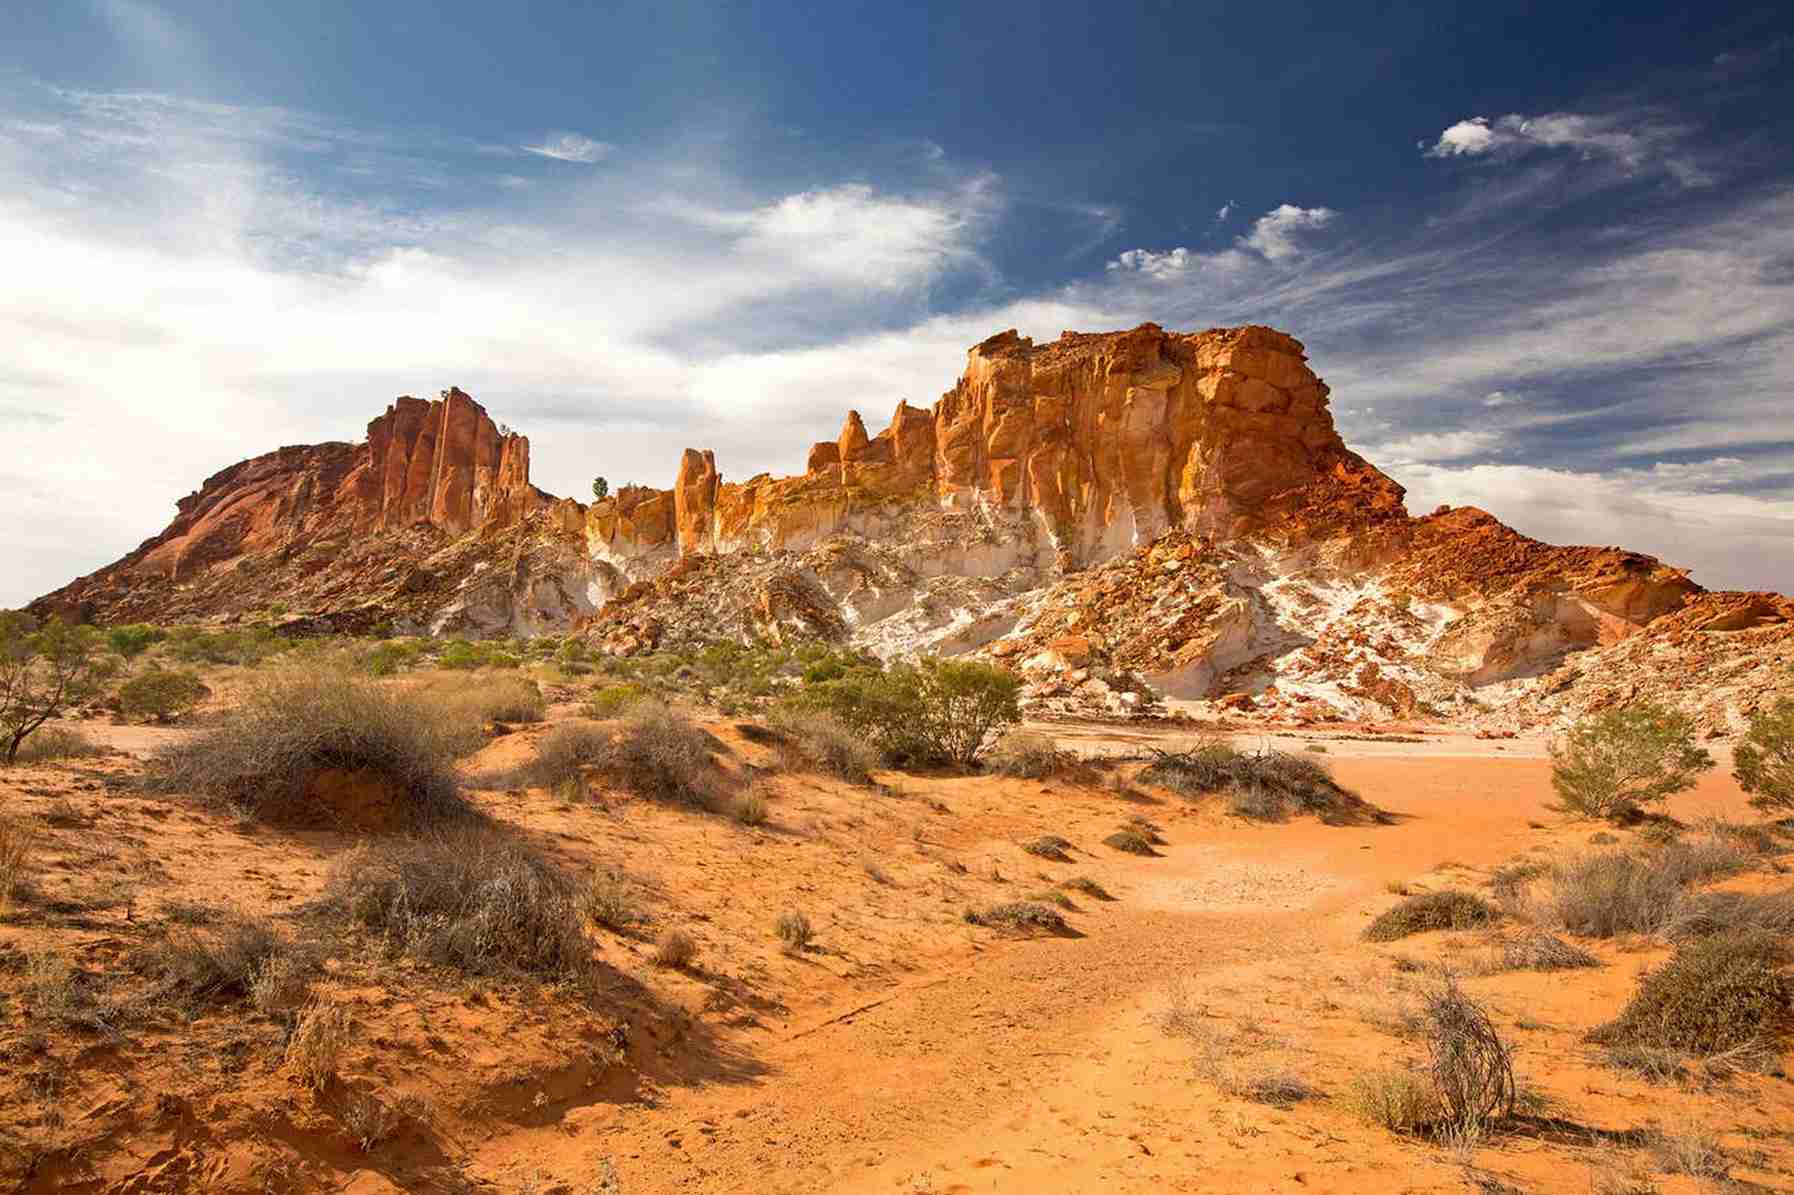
[1422,977,1515,1135]
[1139,737,1362,821]
[322,831,591,981]
[106,623,164,666]
[516,721,611,791]
[1345,1067,1438,1132]
[732,789,769,826]
[1022,834,1073,860]
[985,730,1068,779]
[286,998,352,1090]
[1363,891,1497,941]
[0,813,39,910]
[1588,930,1793,1056]
[148,665,477,828]
[1735,696,1794,816]
[964,901,1067,932]
[1498,931,1599,971]
[775,909,812,952]
[768,708,879,783]
[1,613,107,765]
[789,657,1021,767]
[579,867,636,931]
[598,702,720,808]
[117,666,207,722]
[11,725,103,764]
[1103,828,1155,855]
[586,682,649,718]
[146,915,298,1002]
[653,928,697,968]
[1549,701,1714,821]
[1528,840,1751,939]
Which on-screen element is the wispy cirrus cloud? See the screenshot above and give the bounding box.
[521,132,611,163]
[1422,109,1711,185]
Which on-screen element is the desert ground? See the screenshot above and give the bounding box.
[1,657,1788,1195]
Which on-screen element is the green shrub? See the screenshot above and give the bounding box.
[165,625,284,667]
[118,667,208,722]
[2,614,107,765]
[1363,891,1497,942]
[147,665,478,827]
[586,682,650,718]
[791,657,1020,767]
[437,640,484,670]
[322,831,591,981]
[1550,701,1713,821]
[1735,697,1794,816]
[362,640,422,677]
[106,623,164,664]
[1588,931,1792,1055]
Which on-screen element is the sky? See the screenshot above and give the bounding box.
[3,0,1793,606]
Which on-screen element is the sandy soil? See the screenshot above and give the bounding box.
[1,693,1788,1194]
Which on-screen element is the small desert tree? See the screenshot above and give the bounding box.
[1735,697,1794,816]
[913,658,1022,767]
[118,667,208,723]
[1550,700,1713,821]
[592,476,609,502]
[1,614,106,765]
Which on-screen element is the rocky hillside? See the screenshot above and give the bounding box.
[31,323,1794,730]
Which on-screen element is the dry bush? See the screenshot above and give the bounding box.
[732,789,769,826]
[1647,1128,1731,1181]
[653,929,697,969]
[579,868,636,931]
[148,916,297,1002]
[286,998,352,1090]
[1363,891,1497,942]
[13,726,104,764]
[23,952,91,1027]
[321,831,590,981]
[1498,931,1600,972]
[507,720,610,792]
[1103,828,1155,855]
[775,909,812,952]
[0,813,40,910]
[1423,978,1515,1134]
[1140,738,1361,821]
[1540,841,1751,939]
[341,1089,399,1153]
[1022,834,1073,860]
[985,730,1069,779]
[600,702,720,808]
[414,673,545,725]
[1666,888,1794,941]
[963,901,1067,933]
[1588,930,1793,1056]
[1600,1044,1691,1084]
[1345,1067,1439,1133]
[767,709,878,784]
[148,665,477,828]
[248,952,314,1017]
[1062,876,1112,900]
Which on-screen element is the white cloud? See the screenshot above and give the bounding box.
[1362,429,1502,463]
[1240,203,1335,262]
[1482,390,1519,407]
[1107,245,1198,279]
[1421,110,1709,185]
[1215,199,1235,221]
[521,132,611,163]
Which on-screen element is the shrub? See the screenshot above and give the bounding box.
[0,813,40,910]
[1422,978,1515,1134]
[586,683,649,718]
[514,721,611,791]
[1735,697,1794,816]
[767,709,878,783]
[1540,841,1750,939]
[1550,701,1713,821]
[579,868,636,931]
[321,831,591,981]
[1140,738,1361,821]
[415,674,545,725]
[248,952,313,1017]
[599,703,720,808]
[732,790,769,826]
[1588,931,1793,1055]
[964,901,1067,933]
[286,998,352,1090]
[1363,891,1497,942]
[165,625,284,666]
[654,929,697,969]
[361,640,421,677]
[986,730,1068,779]
[792,658,1020,767]
[775,909,812,952]
[1345,1068,1438,1133]
[1499,931,1600,971]
[12,726,103,764]
[107,623,164,664]
[1666,889,1794,942]
[1062,876,1112,900]
[118,667,208,722]
[147,666,477,828]
[1,614,107,765]
[1103,828,1155,855]
[1022,834,1073,860]
[147,916,295,1001]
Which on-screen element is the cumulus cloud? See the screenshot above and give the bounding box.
[521,132,611,163]
[1105,202,1335,280]
[1215,199,1235,221]
[1240,204,1335,261]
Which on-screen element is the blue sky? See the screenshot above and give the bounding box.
[3,0,1793,605]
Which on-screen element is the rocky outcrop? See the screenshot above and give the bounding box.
[31,389,577,632]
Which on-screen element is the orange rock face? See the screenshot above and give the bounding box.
[365,388,540,534]
[597,323,1405,566]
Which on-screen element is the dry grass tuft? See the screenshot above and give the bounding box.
[579,867,637,931]
[1647,1127,1731,1181]
[601,702,722,808]
[1363,891,1497,942]
[13,726,104,764]
[964,901,1067,933]
[1103,828,1156,855]
[1345,1067,1439,1132]
[0,813,41,911]
[1022,834,1073,860]
[1140,738,1362,821]
[985,730,1071,779]
[286,998,352,1090]
[653,929,697,969]
[148,916,298,1002]
[1498,931,1600,972]
[768,709,879,784]
[775,909,813,952]
[1062,876,1112,900]
[1588,930,1793,1056]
